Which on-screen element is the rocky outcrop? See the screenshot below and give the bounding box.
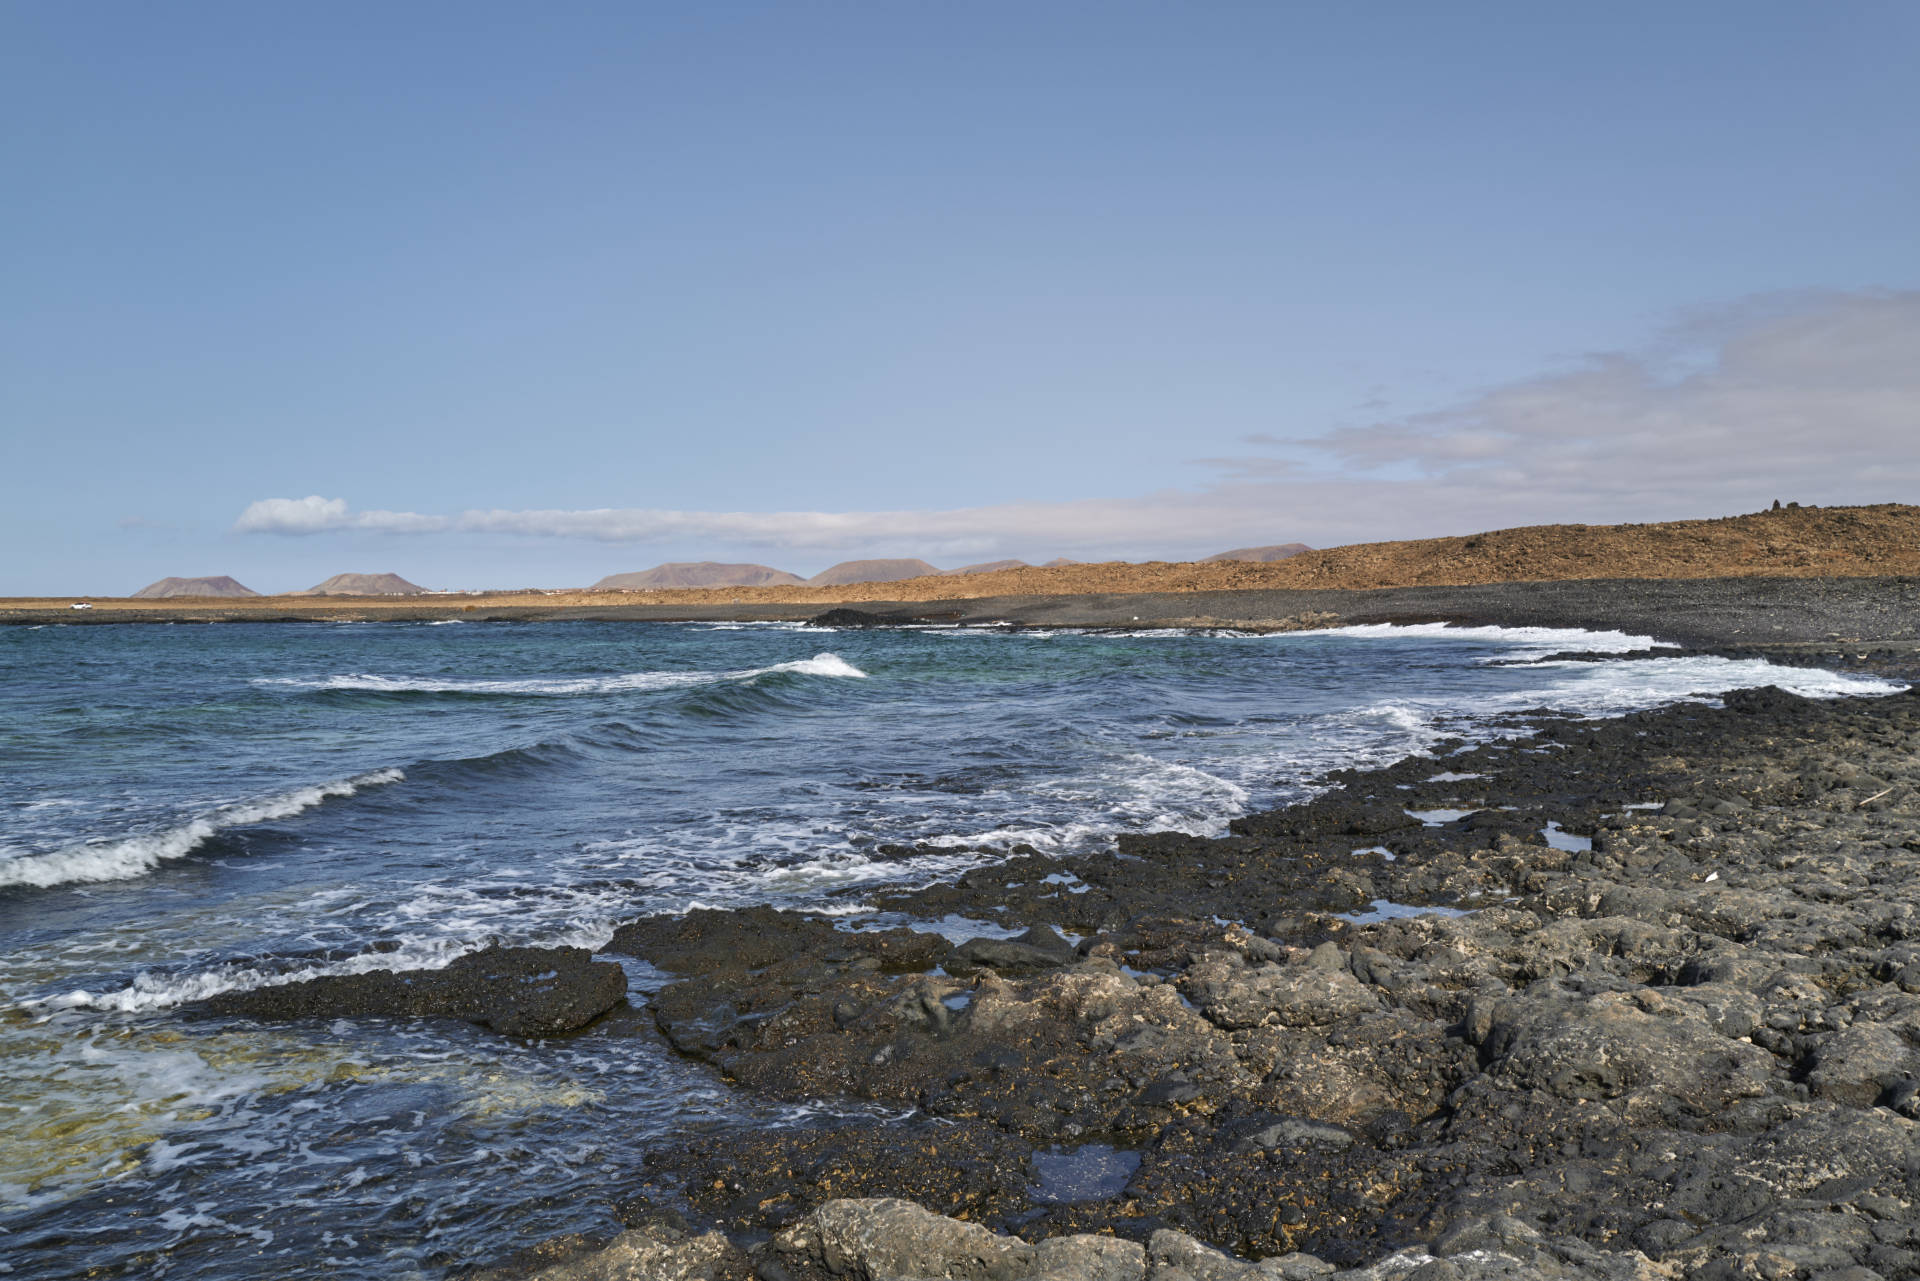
[775,1198,1144,1281]
[472,1217,749,1281]
[189,945,625,1036]
[762,1199,1661,1281]
[806,608,930,628]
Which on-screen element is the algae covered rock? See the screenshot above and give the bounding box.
[190,945,626,1037]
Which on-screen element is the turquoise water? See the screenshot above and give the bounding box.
[0,619,1898,1277]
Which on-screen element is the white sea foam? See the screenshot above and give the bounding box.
[42,913,616,1014]
[692,621,820,632]
[253,652,866,696]
[772,653,867,679]
[915,754,1252,851]
[1326,653,1900,739]
[0,770,405,892]
[1309,622,1660,653]
[43,933,472,1013]
[1493,655,1902,714]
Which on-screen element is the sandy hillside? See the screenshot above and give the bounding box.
[131,575,259,598]
[593,563,804,589]
[13,503,1917,619]
[1201,543,1312,563]
[293,572,428,596]
[546,502,1920,605]
[808,558,941,586]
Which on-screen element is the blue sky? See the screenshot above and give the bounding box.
[4,2,1916,593]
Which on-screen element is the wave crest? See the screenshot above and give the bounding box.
[0,769,404,891]
[253,652,867,696]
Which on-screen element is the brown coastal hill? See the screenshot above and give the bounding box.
[132,575,259,599]
[13,505,1919,624]
[1202,542,1312,563]
[594,563,804,590]
[808,559,941,586]
[292,573,427,596]
[943,559,1031,576]
[560,502,1920,605]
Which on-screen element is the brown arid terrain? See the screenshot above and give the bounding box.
[591,562,805,590]
[292,571,427,596]
[9,503,1917,626]
[130,575,259,599]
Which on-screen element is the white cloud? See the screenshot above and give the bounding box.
[451,501,1225,552]
[1284,289,1920,510]
[234,495,448,535]
[232,291,1920,559]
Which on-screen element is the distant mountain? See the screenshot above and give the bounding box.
[808,558,941,586]
[1201,543,1312,563]
[593,562,804,590]
[132,575,259,599]
[1042,558,1082,568]
[291,572,427,597]
[942,559,1029,576]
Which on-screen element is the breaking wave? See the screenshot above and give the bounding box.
[0,770,404,891]
[1309,622,1660,653]
[252,652,866,696]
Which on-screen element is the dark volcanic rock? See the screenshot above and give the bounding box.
[605,906,949,975]
[190,945,626,1037]
[805,607,917,628]
[597,682,1920,1278]
[950,925,1079,974]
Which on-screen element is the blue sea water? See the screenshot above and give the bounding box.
[0,619,1901,1278]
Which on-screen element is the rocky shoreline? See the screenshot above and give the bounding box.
[196,648,1920,1279]
[536,681,1920,1281]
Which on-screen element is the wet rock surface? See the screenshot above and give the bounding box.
[189,945,627,1037]
[488,677,1920,1279]
[469,1213,752,1281]
[519,1197,1672,1281]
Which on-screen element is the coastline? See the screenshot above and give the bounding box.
[15,582,1920,1278]
[13,575,1920,679]
[467,669,1920,1281]
[19,503,1920,624]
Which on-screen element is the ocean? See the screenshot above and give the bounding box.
[0,619,1901,1278]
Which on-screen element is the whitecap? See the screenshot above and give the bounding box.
[1302,622,1660,653]
[252,652,866,696]
[766,653,867,680]
[0,770,405,891]
[1483,655,1902,716]
[40,918,625,1015]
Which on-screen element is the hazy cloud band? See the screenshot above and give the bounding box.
[234,291,1920,558]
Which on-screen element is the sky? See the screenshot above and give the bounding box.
[3,2,1916,594]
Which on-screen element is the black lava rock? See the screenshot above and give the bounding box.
[188,944,627,1037]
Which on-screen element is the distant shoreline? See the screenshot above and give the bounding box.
[14,502,1920,623]
[9,575,1920,678]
